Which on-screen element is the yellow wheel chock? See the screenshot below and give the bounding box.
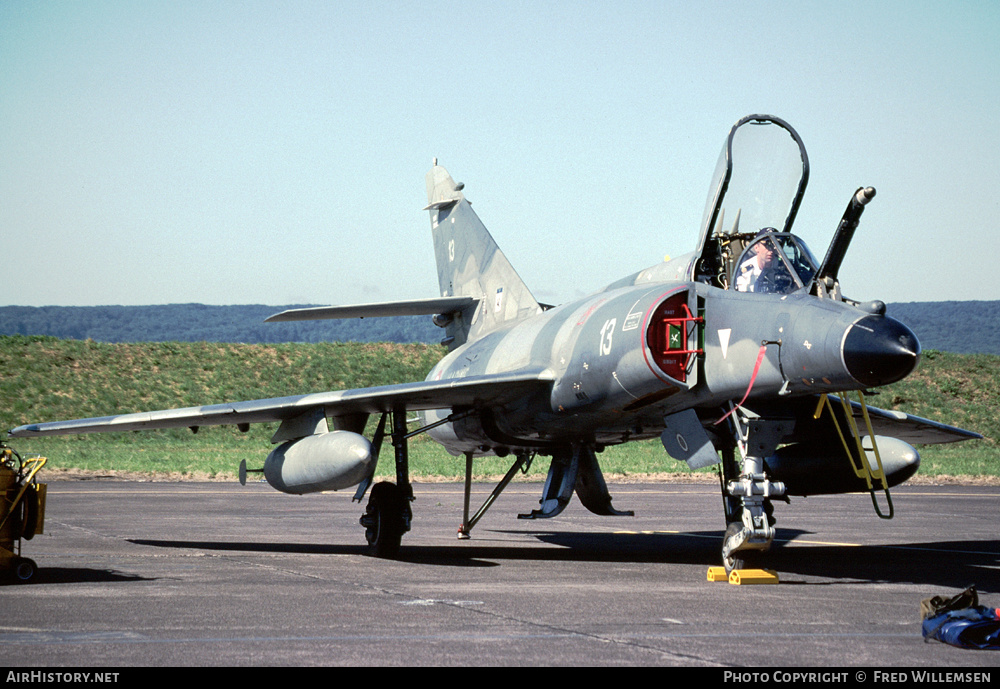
[707,566,780,584]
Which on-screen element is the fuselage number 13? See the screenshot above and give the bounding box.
[599,318,617,356]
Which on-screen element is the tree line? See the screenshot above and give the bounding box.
[1,301,998,353]
[0,304,441,344]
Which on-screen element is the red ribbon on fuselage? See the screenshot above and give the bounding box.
[714,343,768,426]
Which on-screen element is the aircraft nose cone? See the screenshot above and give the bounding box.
[843,315,920,387]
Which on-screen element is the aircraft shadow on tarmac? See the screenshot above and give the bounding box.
[129,539,367,557]
[1,568,153,586]
[129,528,1000,591]
[532,529,1000,592]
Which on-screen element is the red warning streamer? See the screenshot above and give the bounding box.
[714,343,768,426]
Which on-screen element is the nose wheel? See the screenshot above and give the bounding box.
[722,521,763,575]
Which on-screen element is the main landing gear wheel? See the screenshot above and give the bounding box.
[360,481,405,558]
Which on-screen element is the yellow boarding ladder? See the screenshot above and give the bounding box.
[813,391,893,519]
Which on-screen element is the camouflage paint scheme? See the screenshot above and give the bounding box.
[8,115,981,565]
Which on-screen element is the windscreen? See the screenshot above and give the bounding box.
[734,232,819,294]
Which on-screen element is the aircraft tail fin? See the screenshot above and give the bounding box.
[425,162,542,347]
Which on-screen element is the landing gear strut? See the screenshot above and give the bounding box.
[356,409,412,558]
[457,444,633,538]
[719,411,791,574]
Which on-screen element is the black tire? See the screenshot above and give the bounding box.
[722,521,758,575]
[11,557,37,584]
[361,482,404,558]
[6,496,23,540]
[20,485,39,541]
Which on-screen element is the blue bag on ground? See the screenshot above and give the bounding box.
[922,606,1000,650]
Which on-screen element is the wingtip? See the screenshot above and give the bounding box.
[263,308,296,323]
[7,424,35,439]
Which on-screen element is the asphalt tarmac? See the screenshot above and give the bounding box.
[1,479,997,668]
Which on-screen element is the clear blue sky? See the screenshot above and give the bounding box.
[2,0,997,307]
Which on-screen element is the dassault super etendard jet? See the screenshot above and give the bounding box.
[9,115,981,570]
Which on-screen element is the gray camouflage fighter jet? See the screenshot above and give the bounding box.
[9,115,981,570]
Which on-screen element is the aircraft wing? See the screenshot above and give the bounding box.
[847,399,983,445]
[7,368,554,439]
[264,297,478,322]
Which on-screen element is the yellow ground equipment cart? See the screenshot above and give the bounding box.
[1,445,47,583]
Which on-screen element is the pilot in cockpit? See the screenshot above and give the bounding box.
[734,228,818,294]
[736,228,780,292]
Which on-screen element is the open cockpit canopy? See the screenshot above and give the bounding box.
[695,115,810,290]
